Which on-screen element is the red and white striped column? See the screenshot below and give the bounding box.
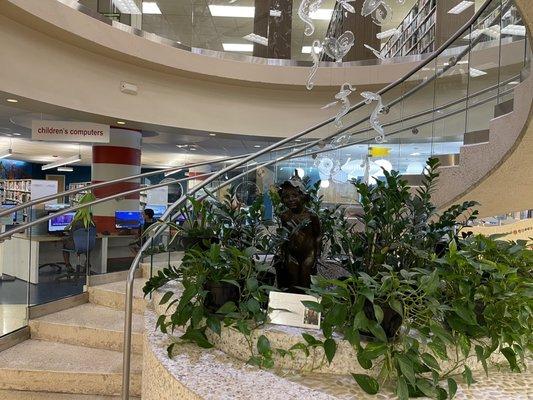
[92,128,142,233]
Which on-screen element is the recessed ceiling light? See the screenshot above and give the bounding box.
[209,133,216,137]
[209,5,254,18]
[301,45,323,54]
[222,43,253,52]
[176,144,187,148]
[6,98,18,103]
[295,139,302,142]
[12,132,21,136]
[310,9,333,20]
[410,152,421,156]
[448,1,474,14]
[253,145,261,148]
[112,0,141,14]
[243,33,268,46]
[142,2,161,14]
[116,121,126,125]
[190,147,197,151]
[42,154,81,170]
[57,166,73,172]
[508,81,519,85]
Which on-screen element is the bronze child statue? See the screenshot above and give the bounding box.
[275,171,322,293]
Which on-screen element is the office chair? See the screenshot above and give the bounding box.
[57,226,97,281]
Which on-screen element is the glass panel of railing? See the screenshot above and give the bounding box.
[497,3,527,104]
[466,0,503,133]
[0,205,30,337]
[27,202,86,312]
[430,33,471,157]
[394,57,438,174]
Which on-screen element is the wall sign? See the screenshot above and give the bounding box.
[32,121,110,143]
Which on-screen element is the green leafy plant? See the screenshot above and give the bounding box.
[302,159,532,398]
[70,192,96,228]
[144,244,278,363]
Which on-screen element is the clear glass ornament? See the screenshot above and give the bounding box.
[321,83,356,128]
[360,91,387,143]
[322,31,355,62]
[298,0,325,36]
[306,39,323,90]
[337,0,356,13]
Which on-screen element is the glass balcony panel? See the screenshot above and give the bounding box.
[0,206,30,337]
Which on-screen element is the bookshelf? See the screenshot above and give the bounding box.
[381,0,474,58]
[1,179,58,205]
[68,181,91,204]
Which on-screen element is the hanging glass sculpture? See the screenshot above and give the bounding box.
[364,44,385,60]
[360,91,387,143]
[376,28,401,40]
[321,83,356,128]
[361,0,392,26]
[315,156,336,181]
[322,31,355,62]
[306,39,323,90]
[298,0,325,36]
[331,133,352,146]
[337,0,356,13]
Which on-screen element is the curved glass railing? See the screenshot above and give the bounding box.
[56,0,497,66]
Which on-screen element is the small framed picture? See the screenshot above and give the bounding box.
[267,292,321,330]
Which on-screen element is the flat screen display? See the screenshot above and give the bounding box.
[145,204,166,219]
[48,212,76,232]
[115,210,142,229]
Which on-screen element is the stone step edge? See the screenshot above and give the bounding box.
[29,319,144,354]
[0,369,141,397]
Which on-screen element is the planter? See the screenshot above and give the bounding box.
[203,280,240,312]
[363,299,402,340]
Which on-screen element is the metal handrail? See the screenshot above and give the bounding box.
[121,0,517,397]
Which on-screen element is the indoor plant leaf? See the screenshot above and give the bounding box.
[351,374,379,395]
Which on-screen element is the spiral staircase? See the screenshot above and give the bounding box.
[0,0,531,398]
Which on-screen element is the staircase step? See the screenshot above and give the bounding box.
[0,340,142,397]
[29,303,144,353]
[0,390,140,399]
[88,280,146,314]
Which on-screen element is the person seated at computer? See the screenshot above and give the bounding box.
[62,212,95,272]
[129,208,155,253]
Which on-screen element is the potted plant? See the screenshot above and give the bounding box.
[144,244,274,350]
[303,158,532,398]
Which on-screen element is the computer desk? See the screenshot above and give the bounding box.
[0,232,136,284]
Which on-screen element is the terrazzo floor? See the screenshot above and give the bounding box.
[285,363,533,400]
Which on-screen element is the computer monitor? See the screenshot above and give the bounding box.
[145,204,166,219]
[115,210,143,230]
[48,212,76,233]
